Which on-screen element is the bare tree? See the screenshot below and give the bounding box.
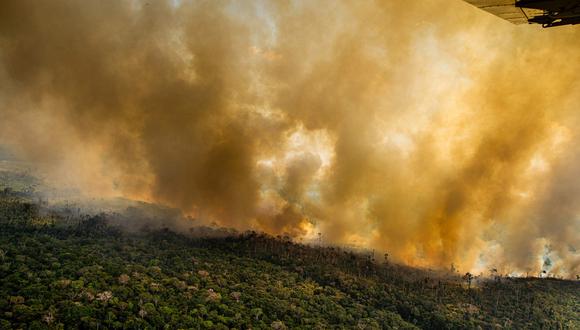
[463,272,474,289]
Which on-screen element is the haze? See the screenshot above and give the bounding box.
[0,0,579,277]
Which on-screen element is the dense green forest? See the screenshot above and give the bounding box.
[0,181,579,329]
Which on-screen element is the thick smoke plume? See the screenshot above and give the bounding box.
[1,0,579,276]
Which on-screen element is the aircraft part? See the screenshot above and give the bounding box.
[464,0,580,27]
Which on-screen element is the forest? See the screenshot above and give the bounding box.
[0,175,579,329]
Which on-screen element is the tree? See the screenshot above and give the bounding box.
[490,268,500,281]
[462,272,474,290]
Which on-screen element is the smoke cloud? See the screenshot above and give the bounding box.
[1,0,579,276]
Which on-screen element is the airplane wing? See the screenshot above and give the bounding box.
[463,0,544,25]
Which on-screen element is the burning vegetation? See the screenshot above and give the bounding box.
[0,190,578,328]
[0,0,579,320]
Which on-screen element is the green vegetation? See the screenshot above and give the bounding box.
[0,171,39,196]
[0,193,578,329]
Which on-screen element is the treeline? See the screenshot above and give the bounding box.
[0,195,578,329]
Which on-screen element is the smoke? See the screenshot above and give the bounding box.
[1,0,579,276]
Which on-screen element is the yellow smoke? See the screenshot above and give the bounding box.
[0,0,579,276]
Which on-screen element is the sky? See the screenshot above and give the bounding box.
[0,0,579,277]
